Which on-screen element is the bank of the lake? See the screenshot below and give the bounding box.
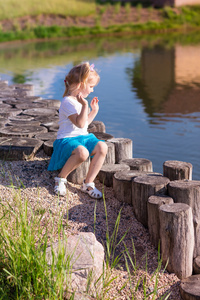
[1,5,200,43]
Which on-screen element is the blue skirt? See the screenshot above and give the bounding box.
[48,133,100,171]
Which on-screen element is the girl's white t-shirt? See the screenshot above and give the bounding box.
[57,96,88,139]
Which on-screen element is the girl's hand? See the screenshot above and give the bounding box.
[90,97,99,112]
[76,93,88,106]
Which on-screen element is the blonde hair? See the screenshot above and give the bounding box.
[63,62,100,97]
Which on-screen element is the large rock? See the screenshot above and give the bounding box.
[46,232,104,297]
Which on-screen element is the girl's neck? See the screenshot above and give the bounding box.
[69,91,79,98]
[68,93,77,99]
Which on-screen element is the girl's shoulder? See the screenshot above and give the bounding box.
[61,96,78,106]
[62,96,77,105]
[61,96,80,111]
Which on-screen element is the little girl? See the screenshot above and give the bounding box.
[48,62,108,199]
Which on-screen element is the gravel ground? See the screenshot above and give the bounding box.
[0,150,182,299]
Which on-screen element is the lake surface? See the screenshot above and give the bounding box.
[0,35,200,179]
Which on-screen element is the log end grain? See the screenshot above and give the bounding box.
[22,108,57,117]
[121,158,153,172]
[98,163,130,187]
[159,202,191,214]
[0,125,48,138]
[180,274,200,299]
[148,195,174,206]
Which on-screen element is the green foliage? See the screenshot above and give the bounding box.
[114,2,121,14]
[0,4,200,43]
[13,74,26,84]
[136,3,143,10]
[163,5,200,26]
[0,0,96,20]
[34,26,62,39]
[163,6,178,19]
[125,2,131,14]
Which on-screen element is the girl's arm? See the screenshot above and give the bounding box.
[68,94,88,128]
[88,97,99,124]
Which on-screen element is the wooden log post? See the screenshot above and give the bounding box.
[88,123,97,133]
[91,120,106,133]
[0,109,22,118]
[193,256,200,274]
[0,137,43,160]
[180,274,200,299]
[113,171,161,205]
[103,142,115,165]
[33,99,61,109]
[48,125,59,132]
[108,138,133,163]
[67,158,90,185]
[168,180,200,258]
[113,170,144,205]
[9,115,34,122]
[163,160,193,181]
[35,132,57,142]
[11,83,34,94]
[0,125,48,138]
[121,158,153,172]
[147,195,174,249]
[98,164,130,187]
[40,120,59,131]
[93,132,114,141]
[43,139,54,156]
[6,120,41,127]
[159,203,194,279]
[22,108,58,118]
[15,102,47,110]
[132,175,170,228]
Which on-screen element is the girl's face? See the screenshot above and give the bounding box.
[80,77,97,98]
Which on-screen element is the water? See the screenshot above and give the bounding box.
[0,36,200,179]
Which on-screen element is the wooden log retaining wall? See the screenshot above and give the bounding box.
[0,81,200,297]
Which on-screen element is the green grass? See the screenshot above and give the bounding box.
[0,6,200,43]
[0,3,200,43]
[0,0,96,20]
[0,19,198,44]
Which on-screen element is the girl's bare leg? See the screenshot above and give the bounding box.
[58,146,89,178]
[85,141,108,183]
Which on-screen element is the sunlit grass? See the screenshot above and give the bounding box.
[0,0,96,20]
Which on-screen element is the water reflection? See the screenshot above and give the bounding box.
[0,35,199,178]
[129,43,200,119]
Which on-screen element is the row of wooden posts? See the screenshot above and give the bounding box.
[0,81,200,299]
